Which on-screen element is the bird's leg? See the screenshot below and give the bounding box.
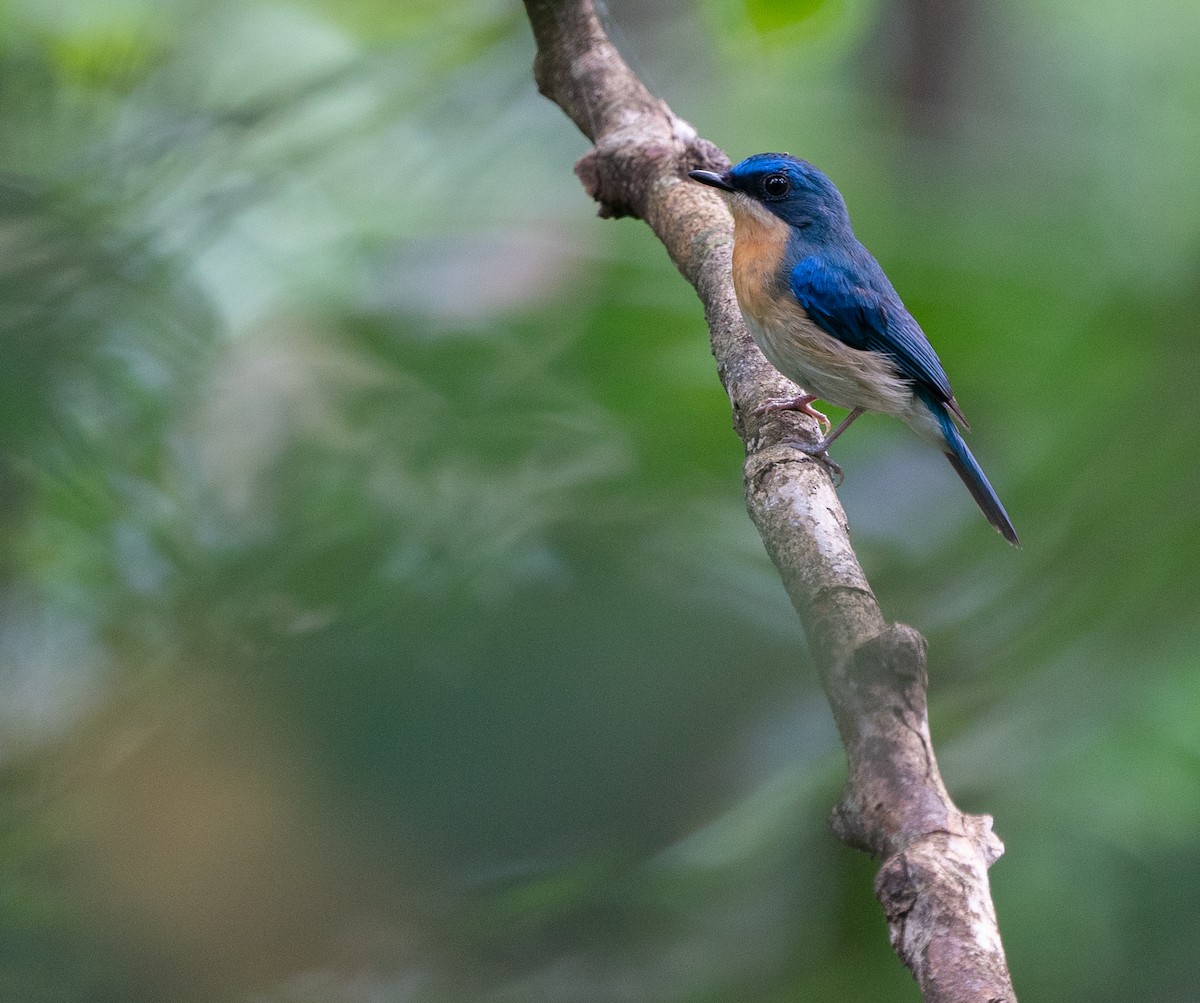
[785,407,865,487]
[753,392,831,436]
[809,407,864,453]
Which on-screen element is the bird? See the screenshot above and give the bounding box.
[689,153,1018,545]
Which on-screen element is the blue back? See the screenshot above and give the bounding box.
[727,153,955,406]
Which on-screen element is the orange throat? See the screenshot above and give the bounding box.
[729,196,791,326]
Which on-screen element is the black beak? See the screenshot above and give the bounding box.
[688,169,735,193]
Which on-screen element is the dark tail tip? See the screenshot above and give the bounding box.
[944,448,1020,546]
[930,401,1019,546]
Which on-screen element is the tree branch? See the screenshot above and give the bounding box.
[521,2,1015,999]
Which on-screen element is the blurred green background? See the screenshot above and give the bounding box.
[1,0,1198,999]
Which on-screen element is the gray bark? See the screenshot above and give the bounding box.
[521,2,1016,999]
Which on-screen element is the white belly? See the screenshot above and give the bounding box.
[742,309,942,445]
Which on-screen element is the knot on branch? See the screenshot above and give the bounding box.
[575,132,728,219]
[825,622,929,767]
[852,621,929,695]
[875,827,1005,922]
[828,624,1004,869]
[875,833,1015,1002]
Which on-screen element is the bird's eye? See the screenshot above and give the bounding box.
[763,174,790,198]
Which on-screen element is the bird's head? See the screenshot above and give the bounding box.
[689,153,850,237]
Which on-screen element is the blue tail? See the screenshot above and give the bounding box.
[933,405,1019,546]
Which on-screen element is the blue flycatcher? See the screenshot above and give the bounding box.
[690,153,1018,545]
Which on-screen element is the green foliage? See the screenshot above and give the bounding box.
[743,0,828,34]
[0,0,1198,1000]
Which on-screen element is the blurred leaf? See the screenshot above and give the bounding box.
[0,0,1199,1000]
[744,0,827,33]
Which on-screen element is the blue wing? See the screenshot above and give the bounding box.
[789,251,954,405]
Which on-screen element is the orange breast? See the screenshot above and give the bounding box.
[727,196,921,424]
[729,198,791,328]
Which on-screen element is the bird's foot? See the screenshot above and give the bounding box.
[818,453,845,488]
[784,438,844,487]
[753,392,831,436]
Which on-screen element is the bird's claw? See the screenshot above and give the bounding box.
[759,393,848,485]
[821,455,844,488]
[783,438,844,487]
[753,393,831,437]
